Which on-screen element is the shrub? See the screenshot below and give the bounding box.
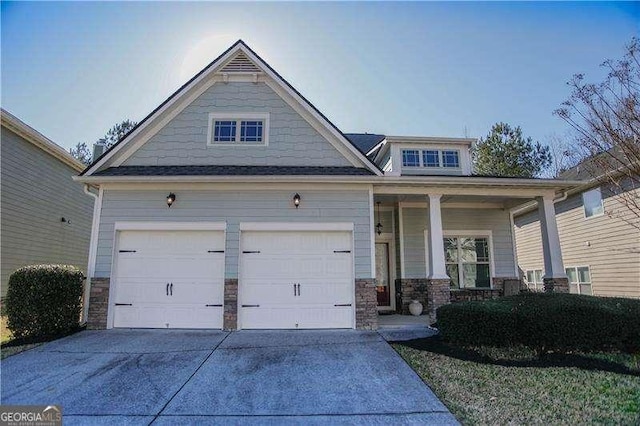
[5,265,84,339]
[437,293,640,355]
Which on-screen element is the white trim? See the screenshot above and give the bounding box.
[114,221,227,231]
[82,185,102,323]
[239,222,354,232]
[369,186,376,279]
[82,42,381,176]
[509,209,520,277]
[206,112,270,146]
[386,135,475,145]
[1,108,85,171]
[398,201,505,209]
[399,204,405,278]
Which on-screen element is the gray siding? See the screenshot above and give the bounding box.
[1,127,93,297]
[401,207,516,279]
[122,82,353,168]
[95,188,372,279]
[514,184,640,298]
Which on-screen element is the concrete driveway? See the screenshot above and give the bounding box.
[1,330,458,425]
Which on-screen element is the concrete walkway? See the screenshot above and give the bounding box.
[1,329,457,425]
[377,314,439,341]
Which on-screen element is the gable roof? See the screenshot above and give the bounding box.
[1,108,85,172]
[81,40,382,177]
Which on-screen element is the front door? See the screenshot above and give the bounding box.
[375,242,392,310]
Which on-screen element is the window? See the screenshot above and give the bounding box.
[566,266,593,295]
[208,113,269,145]
[402,150,420,167]
[583,188,604,218]
[525,269,544,292]
[444,236,491,288]
[423,150,440,167]
[442,150,460,168]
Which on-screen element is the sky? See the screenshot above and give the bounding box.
[1,2,639,153]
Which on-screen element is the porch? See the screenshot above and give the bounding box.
[371,183,571,323]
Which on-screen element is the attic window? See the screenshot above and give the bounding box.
[207,113,269,146]
[220,52,261,73]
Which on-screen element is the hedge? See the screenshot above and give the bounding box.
[437,293,640,355]
[5,265,84,339]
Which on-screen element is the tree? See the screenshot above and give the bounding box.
[69,119,137,165]
[555,37,640,228]
[472,122,552,178]
[69,142,92,165]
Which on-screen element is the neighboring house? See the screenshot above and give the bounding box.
[75,40,579,331]
[1,109,94,299]
[513,157,640,298]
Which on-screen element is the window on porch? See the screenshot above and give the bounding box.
[444,237,491,288]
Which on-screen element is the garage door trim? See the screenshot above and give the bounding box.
[237,222,355,330]
[106,221,227,329]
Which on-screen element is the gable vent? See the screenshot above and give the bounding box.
[220,52,261,73]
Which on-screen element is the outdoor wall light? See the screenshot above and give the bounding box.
[293,193,301,208]
[375,202,383,235]
[166,192,176,208]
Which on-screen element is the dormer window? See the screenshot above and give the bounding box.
[208,113,270,146]
[423,150,440,167]
[401,148,461,169]
[402,150,420,167]
[442,150,460,168]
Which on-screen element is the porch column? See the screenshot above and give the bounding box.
[537,195,569,293]
[427,194,448,279]
[426,194,450,323]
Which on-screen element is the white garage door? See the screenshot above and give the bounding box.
[239,230,354,329]
[112,230,225,329]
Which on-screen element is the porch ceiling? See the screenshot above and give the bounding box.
[374,194,535,209]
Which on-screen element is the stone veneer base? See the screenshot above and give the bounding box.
[223,278,238,331]
[87,278,110,330]
[355,279,378,330]
[544,277,570,293]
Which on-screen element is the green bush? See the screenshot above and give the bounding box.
[5,265,84,339]
[437,293,640,355]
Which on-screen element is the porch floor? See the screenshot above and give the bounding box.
[377,314,438,342]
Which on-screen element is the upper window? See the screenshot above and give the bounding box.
[444,236,491,289]
[442,150,460,168]
[402,150,420,167]
[208,113,269,146]
[582,188,604,218]
[423,150,440,167]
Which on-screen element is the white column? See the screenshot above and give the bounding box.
[427,194,449,279]
[537,195,567,279]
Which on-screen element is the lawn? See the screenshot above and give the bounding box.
[1,316,43,359]
[394,338,640,425]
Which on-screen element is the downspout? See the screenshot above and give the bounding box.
[82,184,99,324]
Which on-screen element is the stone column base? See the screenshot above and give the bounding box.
[426,278,450,324]
[355,279,378,330]
[395,279,429,315]
[544,277,570,293]
[223,279,238,331]
[87,278,110,330]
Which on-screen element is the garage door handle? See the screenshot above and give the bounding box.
[242,251,261,254]
[333,250,351,253]
[297,283,301,296]
[208,250,224,253]
[115,303,133,306]
[119,250,136,253]
[166,283,169,296]
[170,283,173,296]
[334,303,352,307]
[206,304,222,307]
[242,304,260,308]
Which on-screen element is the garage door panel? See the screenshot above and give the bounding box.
[113,230,225,329]
[239,229,354,330]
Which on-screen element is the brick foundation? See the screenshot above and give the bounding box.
[543,277,570,293]
[426,279,450,324]
[355,278,378,330]
[223,278,238,331]
[395,279,429,315]
[492,277,523,296]
[87,278,110,330]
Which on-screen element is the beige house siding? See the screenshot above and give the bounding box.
[514,184,640,298]
[1,126,93,298]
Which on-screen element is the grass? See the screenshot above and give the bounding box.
[393,337,640,425]
[0,315,44,359]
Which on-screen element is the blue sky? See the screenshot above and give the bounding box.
[1,2,638,152]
